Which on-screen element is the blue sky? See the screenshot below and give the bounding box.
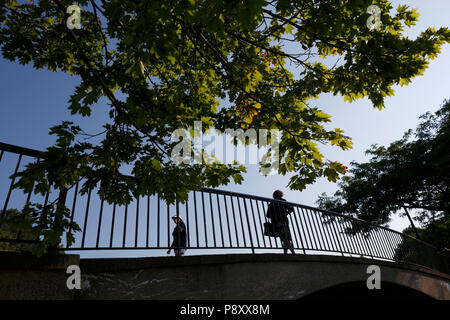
[0,0,449,254]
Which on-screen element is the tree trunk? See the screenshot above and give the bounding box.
[403,206,421,239]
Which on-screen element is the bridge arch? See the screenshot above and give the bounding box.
[301,280,436,300]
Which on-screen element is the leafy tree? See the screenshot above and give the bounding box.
[0,205,75,255]
[1,0,449,253]
[317,100,450,244]
[402,216,450,250]
[0,209,39,253]
[392,216,449,271]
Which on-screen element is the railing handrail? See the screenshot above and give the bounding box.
[0,142,43,159]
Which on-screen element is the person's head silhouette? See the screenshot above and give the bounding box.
[273,190,283,200]
[171,216,183,224]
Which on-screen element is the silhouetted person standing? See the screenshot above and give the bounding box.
[266,190,295,254]
[167,216,187,256]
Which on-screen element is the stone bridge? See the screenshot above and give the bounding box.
[1,253,449,299]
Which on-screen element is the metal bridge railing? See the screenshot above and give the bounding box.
[0,141,447,273]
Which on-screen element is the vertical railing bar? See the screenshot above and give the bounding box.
[157,196,160,248]
[185,196,190,248]
[135,196,139,248]
[258,201,270,248]
[305,209,321,250]
[321,212,340,252]
[235,196,248,247]
[274,202,282,249]
[81,189,92,248]
[146,196,150,248]
[248,199,261,249]
[315,210,332,251]
[338,217,353,254]
[342,219,361,255]
[347,219,365,256]
[341,221,354,254]
[0,150,4,163]
[68,181,79,235]
[308,208,325,250]
[354,220,370,257]
[366,225,381,258]
[346,220,361,255]
[378,228,392,259]
[265,201,276,248]
[382,228,395,260]
[318,212,337,252]
[1,153,22,218]
[362,224,378,258]
[167,202,170,248]
[293,207,307,253]
[352,220,369,256]
[193,191,199,247]
[289,207,303,250]
[109,203,116,248]
[25,182,34,204]
[300,207,315,250]
[215,193,225,247]
[297,207,313,249]
[382,228,396,259]
[95,200,104,248]
[254,200,267,248]
[122,203,128,248]
[229,195,240,247]
[377,227,390,259]
[314,210,330,251]
[287,213,300,250]
[254,200,264,249]
[208,192,217,248]
[377,228,389,259]
[359,222,375,258]
[371,227,385,258]
[332,216,350,256]
[312,209,328,250]
[176,198,181,250]
[327,214,345,256]
[201,191,208,247]
[222,194,233,247]
[259,201,271,248]
[343,218,358,254]
[337,217,355,254]
[242,198,255,254]
[347,220,366,258]
[326,215,342,253]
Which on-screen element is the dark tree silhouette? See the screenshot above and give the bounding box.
[317,100,450,247]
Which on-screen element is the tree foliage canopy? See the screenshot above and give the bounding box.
[1,0,449,251]
[317,100,450,232]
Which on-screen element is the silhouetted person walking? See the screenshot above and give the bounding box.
[266,190,295,254]
[167,216,187,256]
